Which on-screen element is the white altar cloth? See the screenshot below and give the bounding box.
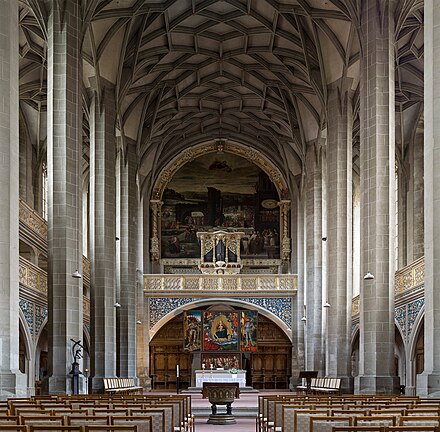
[195,370,246,388]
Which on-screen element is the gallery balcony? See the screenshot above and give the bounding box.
[143,273,298,297]
[352,256,425,318]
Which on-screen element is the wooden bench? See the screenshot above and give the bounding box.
[102,378,143,395]
[297,378,341,395]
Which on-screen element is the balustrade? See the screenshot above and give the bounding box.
[144,273,297,294]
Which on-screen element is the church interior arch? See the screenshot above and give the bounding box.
[149,304,292,391]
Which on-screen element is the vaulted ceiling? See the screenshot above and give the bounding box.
[19,0,423,187]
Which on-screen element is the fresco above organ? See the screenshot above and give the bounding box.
[160,153,281,260]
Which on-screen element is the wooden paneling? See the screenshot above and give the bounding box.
[150,311,292,390]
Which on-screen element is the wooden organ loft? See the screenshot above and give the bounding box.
[149,313,292,390]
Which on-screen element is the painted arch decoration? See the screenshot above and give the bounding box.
[150,141,291,261]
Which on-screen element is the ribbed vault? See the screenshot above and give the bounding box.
[18,0,424,184]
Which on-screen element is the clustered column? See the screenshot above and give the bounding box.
[45,0,84,393]
[326,79,353,393]
[417,0,440,396]
[0,0,27,397]
[89,84,117,392]
[305,143,324,374]
[117,143,137,378]
[355,0,399,394]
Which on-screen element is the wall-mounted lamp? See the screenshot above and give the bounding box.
[322,237,327,241]
[301,316,307,322]
[323,302,331,308]
[363,271,375,280]
[114,302,121,308]
[72,270,82,279]
[115,236,120,241]
[136,320,142,325]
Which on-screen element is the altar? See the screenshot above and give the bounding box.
[195,369,246,388]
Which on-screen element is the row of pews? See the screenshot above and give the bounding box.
[258,394,440,432]
[0,393,194,432]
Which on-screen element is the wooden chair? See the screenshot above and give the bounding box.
[294,409,330,432]
[309,415,351,432]
[92,409,129,417]
[332,427,386,432]
[83,426,138,432]
[355,416,396,427]
[28,427,83,432]
[129,408,165,432]
[386,427,440,432]
[399,416,440,428]
[111,415,153,432]
[369,409,405,424]
[52,409,89,417]
[0,415,20,425]
[66,415,110,426]
[20,415,64,426]
[0,427,28,432]
[15,409,51,417]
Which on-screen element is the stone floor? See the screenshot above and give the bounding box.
[149,389,292,431]
[194,416,257,431]
[190,390,292,432]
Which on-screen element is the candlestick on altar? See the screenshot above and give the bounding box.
[176,364,180,394]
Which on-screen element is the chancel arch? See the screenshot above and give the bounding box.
[149,298,293,342]
[150,140,291,201]
[149,302,292,390]
[148,141,292,263]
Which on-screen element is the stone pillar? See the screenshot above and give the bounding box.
[291,192,305,388]
[117,143,137,377]
[89,85,117,392]
[137,193,152,389]
[45,0,84,394]
[417,0,440,396]
[305,143,324,374]
[19,119,34,205]
[355,0,399,394]
[412,128,424,260]
[0,0,27,398]
[326,80,353,393]
[352,175,361,298]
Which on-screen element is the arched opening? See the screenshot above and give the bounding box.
[35,324,48,395]
[18,320,33,396]
[351,329,359,377]
[150,305,292,391]
[19,325,28,375]
[395,325,406,390]
[411,318,424,393]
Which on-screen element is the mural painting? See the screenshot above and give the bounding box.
[184,311,202,352]
[203,311,239,351]
[161,153,280,259]
[240,310,257,351]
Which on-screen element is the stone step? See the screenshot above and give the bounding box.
[182,386,259,394]
[193,406,258,418]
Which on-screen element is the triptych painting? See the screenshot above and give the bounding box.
[184,310,257,354]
